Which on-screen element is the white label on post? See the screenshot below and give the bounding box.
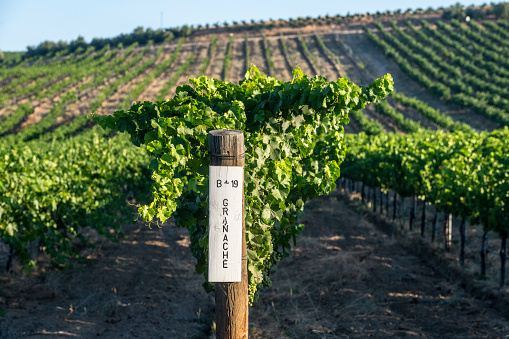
[208,166,243,282]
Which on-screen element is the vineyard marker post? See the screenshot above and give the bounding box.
[481,231,488,275]
[208,130,248,339]
[459,218,467,266]
[420,199,427,238]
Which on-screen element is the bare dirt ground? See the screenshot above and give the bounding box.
[250,190,509,338]
[1,187,507,338]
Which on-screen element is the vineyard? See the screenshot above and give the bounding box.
[1,4,509,338]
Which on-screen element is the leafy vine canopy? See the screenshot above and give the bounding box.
[95,66,393,303]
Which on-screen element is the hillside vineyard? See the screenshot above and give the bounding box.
[0,5,508,304]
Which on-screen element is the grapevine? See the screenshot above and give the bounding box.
[95,66,393,303]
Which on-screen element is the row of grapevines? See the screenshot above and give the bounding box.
[18,45,155,143]
[223,35,234,80]
[0,46,94,87]
[199,37,218,75]
[39,45,157,141]
[0,132,150,268]
[393,21,509,110]
[380,21,509,105]
[36,45,126,100]
[343,129,508,237]
[89,46,153,113]
[0,104,34,136]
[1,91,78,145]
[298,34,320,72]
[34,45,120,101]
[342,128,508,284]
[407,21,509,88]
[0,46,100,108]
[155,53,196,101]
[467,20,509,49]
[120,41,184,110]
[262,35,275,76]
[79,43,139,92]
[420,21,509,80]
[373,100,421,133]
[349,110,384,135]
[390,91,474,133]
[315,35,341,67]
[495,19,509,34]
[435,21,509,70]
[365,23,509,126]
[244,35,250,71]
[364,26,450,98]
[482,20,509,40]
[280,36,295,69]
[0,46,112,105]
[451,20,509,56]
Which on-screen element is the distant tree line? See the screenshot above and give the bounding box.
[24,25,192,59]
[442,2,509,20]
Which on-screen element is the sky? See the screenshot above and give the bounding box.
[0,0,496,52]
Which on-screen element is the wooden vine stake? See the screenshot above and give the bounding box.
[208,130,248,339]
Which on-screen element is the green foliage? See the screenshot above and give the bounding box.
[0,133,150,268]
[366,21,509,126]
[95,66,393,303]
[374,100,421,133]
[493,2,509,19]
[349,110,384,135]
[391,91,474,133]
[442,3,466,20]
[342,128,509,237]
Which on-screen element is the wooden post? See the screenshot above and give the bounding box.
[209,130,248,339]
[500,234,507,288]
[392,192,398,221]
[432,208,438,243]
[481,230,488,276]
[420,199,426,238]
[459,218,467,266]
[409,195,416,231]
[372,187,377,212]
[444,211,452,252]
[400,196,406,223]
[385,191,389,216]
